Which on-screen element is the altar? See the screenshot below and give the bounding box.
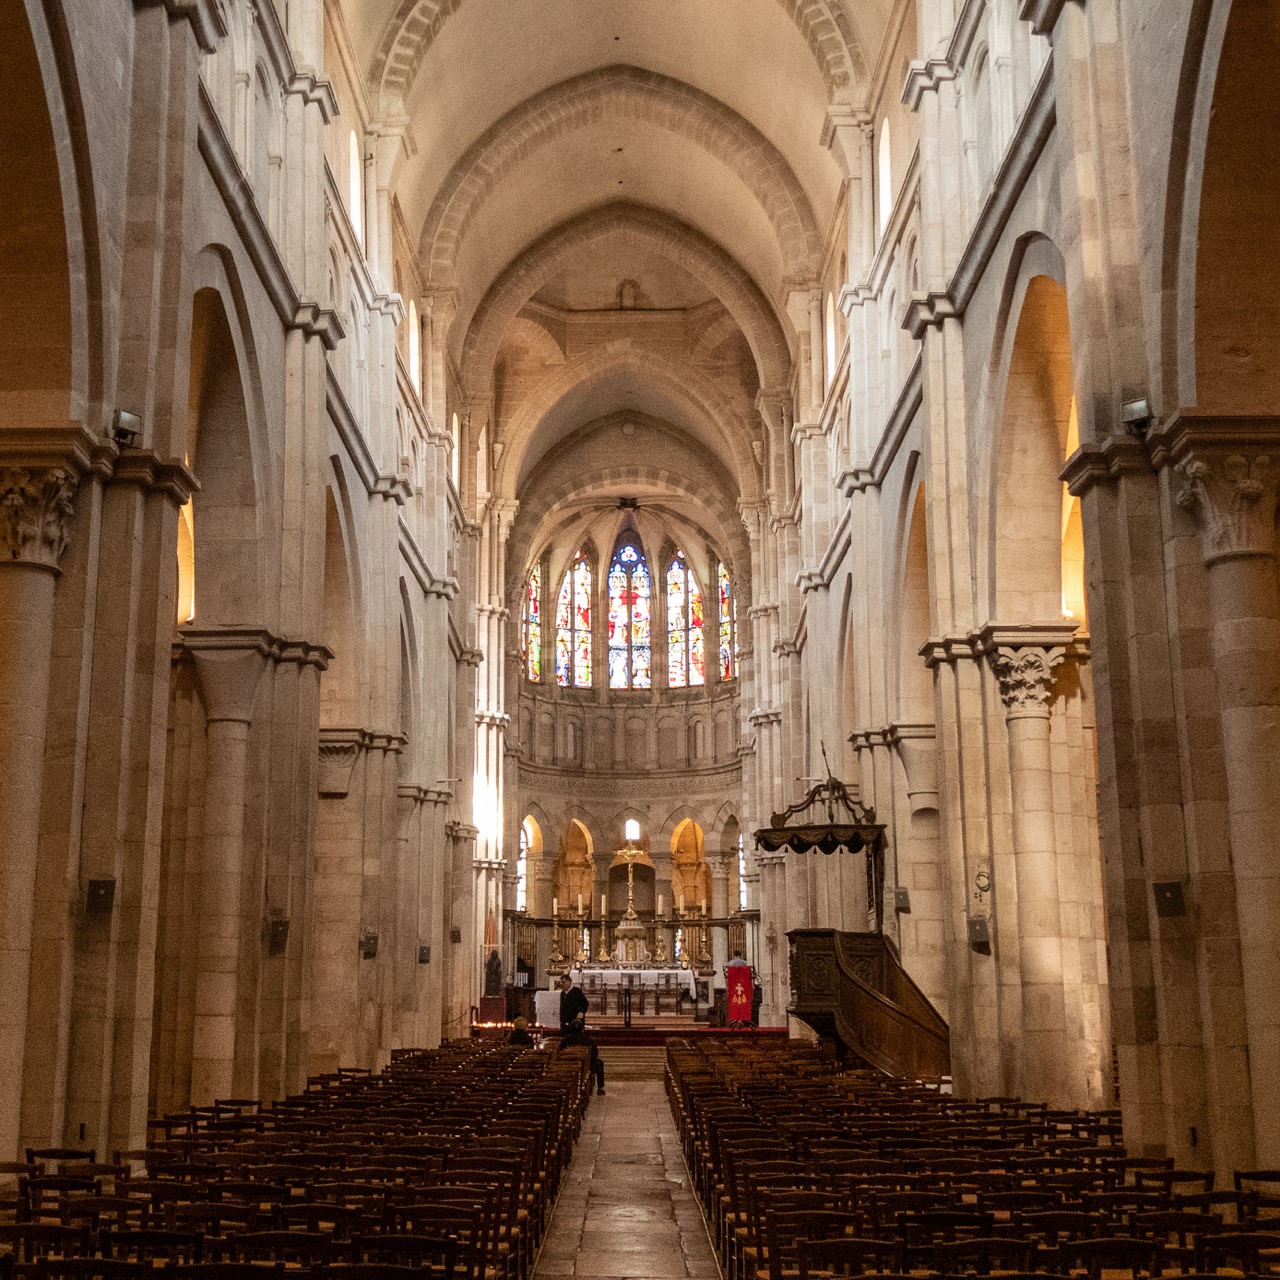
[533,966,697,1027]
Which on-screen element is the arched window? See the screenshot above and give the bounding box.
[738,834,748,911]
[666,552,706,688]
[523,563,542,682]
[607,542,652,689]
[348,129,363,243]
[555,554,592,688]
[408,299,421,393]
[878,123,893,236]
[718,561,738,680]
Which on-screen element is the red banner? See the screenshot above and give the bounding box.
[727,966,753,1023]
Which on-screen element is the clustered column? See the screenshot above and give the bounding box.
[1165,425,1280,1163]
[986,632,1081,1108]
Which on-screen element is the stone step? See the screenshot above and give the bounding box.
[598,1045,668,1079]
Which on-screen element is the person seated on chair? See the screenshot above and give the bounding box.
[507,1015,534,1047]
[557,973,605,1095]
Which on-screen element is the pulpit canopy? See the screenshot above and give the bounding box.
[753,767,887,930]
[753,772,883,857]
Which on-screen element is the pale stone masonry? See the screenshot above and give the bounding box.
[1,0,1277,1187]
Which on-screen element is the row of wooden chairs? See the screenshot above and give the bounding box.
[665,1040,1280,1280]
[0,1041,594,1280]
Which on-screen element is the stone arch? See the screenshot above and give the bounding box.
[398,577,421,753]
[496,346,762,500]
[1166,0,1280,413]
[893,462,933,722]
[978,235,1073,622]
[421,70,822,290]
[990,272,1075,622]
[0,0,96,425]
[182,284,266,627]
[320,461,366,727]
[369,1,863,116]
[464,203,793,398]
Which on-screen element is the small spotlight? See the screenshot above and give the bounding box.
[111,410,141,448]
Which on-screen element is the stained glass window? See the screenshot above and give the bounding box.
[523,565,541,682]
[555,554,591,687]
[607,542,652,689]
[718,562,737,680]
[666,553,706,688]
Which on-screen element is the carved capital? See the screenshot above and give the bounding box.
[318,728,369,798]
[0,468,79,570]
[1174,452,1279,566]
[989,646,1065,717]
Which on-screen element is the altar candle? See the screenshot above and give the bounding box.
[701,898,707,916]
[553,897,558,916]
[678,893,684,913]
[658,894,664,917]
[577,893,583,915]
[601,894,607,917]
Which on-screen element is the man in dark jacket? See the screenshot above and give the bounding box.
[557,973,604,1094]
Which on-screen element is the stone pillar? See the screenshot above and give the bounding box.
[983,624,1082,1107]
[0,465,79,1158]
[710,852,731,987]
[184,630,272,1105]
[1161,420,1280,1163]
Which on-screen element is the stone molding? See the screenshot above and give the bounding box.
[108,450,200,504]
[1019,0,1069,37]
[1061,433,1151,496]
[1148,415,1280,567]
[748,708,783,727]
[0,467,79,571]
[146,0,227,54]
[447,822,479,842]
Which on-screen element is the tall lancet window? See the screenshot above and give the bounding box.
[523,564,542,683]
[554,554,592,687]
[607,541,652,689]
[718,561,738,680]
[666,553,706,688]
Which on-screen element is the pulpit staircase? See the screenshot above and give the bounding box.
[787,929,950,1081]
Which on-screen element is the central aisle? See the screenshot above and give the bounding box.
[534,1079,721,1280]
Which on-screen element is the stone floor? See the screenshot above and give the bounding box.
[533,1080,721,1280]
